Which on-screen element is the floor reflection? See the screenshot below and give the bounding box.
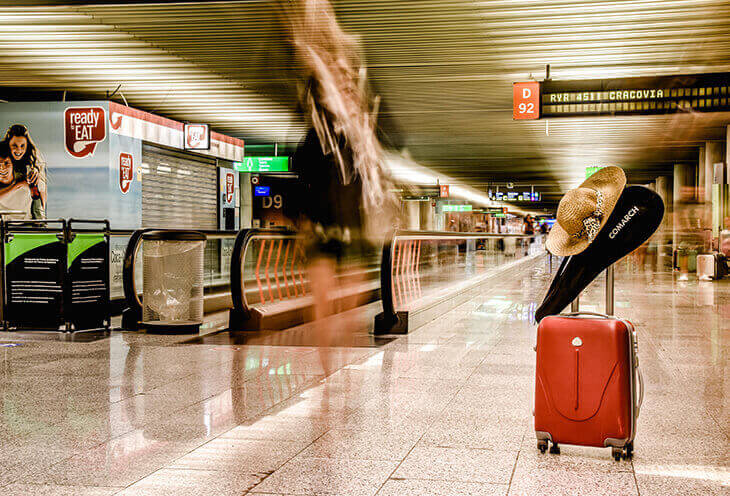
[182,327,395,348]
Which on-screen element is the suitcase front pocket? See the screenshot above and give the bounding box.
[536,318,633,425]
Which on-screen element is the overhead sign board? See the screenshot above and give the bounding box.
[487,207,509,214]
[234,156,290,173]
[488,190,540,202]
[184,123,210,151]
[513,82,540,120]
[439,185,450,198]
[442,204,472,212]
[540,72,730,117]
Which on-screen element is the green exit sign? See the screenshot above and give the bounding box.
[234,156,290,173]
[443,204,472,212]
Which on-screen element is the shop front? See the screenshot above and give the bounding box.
[0,100,245,298]
[0,101,245,228]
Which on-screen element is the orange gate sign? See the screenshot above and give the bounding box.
[513,82,540,120]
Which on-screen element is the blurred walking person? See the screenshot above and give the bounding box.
[280,0,395,335]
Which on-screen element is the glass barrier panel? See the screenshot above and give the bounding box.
[389,234,543,312]
[241,235,306,307]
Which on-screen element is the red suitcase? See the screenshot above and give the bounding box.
[534,268,643,461]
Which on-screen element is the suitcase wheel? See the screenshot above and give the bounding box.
[624,442,634,460]
[549,442,560,455]
[537,440,548,454]
[612,447,622,461]
[612,444,633,461]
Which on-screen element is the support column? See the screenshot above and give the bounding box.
[655,175,673,271]
[725,124,730,232]
[405,201,420,230]
[673,163,695,205]
[674,163,698,274]
[240,173,252,229]
[698,145,706,203]
[705,141,724,237]
[419,201,434,231]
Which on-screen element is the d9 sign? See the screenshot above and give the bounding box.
[513,82,540,120]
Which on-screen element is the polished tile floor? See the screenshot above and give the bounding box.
[0,256,727,495]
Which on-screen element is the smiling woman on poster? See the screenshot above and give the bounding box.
[4,124,47,218]
[0,140,32,219]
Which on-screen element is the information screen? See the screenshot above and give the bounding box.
[541,72,730,117]
[254,186,271,197]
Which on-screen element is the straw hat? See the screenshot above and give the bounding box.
[546,166,626,256]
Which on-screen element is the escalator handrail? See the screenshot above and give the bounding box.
[230,227,299,317]
[379,229,539,323]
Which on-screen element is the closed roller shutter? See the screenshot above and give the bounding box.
[142,144,218,229]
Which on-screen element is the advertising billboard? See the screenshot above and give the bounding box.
[218,168,239,231]
[0,101,142,227]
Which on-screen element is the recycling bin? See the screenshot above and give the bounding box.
[140,230,206,333]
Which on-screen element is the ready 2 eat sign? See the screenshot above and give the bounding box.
[119,152,134,194]
[64,107,106,158]
[513,82,540,120]
[224,171,235,203]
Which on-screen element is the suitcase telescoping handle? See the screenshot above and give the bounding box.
[634,330,644,416]
[636,362,644,415]
[570,264,615,315]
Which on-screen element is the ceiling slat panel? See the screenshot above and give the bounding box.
[1,0,730,205]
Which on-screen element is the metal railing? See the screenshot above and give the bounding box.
[376,230,542,332]
[228,228,307,328]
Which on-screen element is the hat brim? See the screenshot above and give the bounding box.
[546,166,627,256]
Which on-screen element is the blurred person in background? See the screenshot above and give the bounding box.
[281,0,395,331]
[523,214,535,235]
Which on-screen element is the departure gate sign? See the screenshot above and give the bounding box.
[234,156,289,173]
[513,82,540,120]
[539,72,730,117]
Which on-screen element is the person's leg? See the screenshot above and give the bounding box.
[308,255,336,322]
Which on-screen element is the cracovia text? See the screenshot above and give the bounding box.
[609,206,640,239]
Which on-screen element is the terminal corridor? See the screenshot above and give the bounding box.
[0,256,726,495]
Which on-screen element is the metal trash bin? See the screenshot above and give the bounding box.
[140,230,206,333]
